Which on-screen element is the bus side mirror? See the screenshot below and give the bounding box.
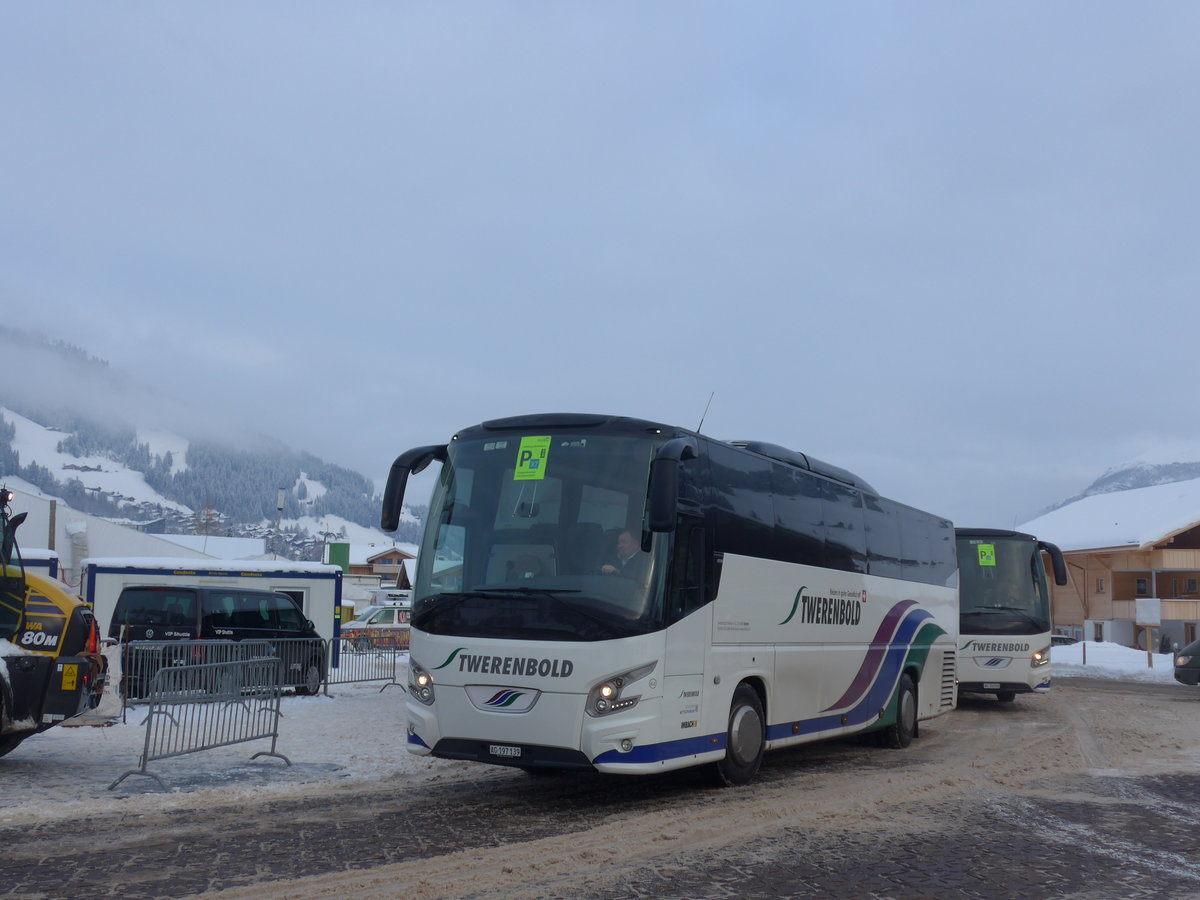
[381,444,447,532]
[1039,540,1068,586]
[648,438,697,532]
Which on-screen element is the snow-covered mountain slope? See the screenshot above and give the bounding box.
[4,406,191,513]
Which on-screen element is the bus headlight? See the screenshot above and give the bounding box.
[586,662,656,718]
[1031,646,1051,668]
[409,661,435,705]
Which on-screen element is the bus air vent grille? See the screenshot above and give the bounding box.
[940,654,956,709]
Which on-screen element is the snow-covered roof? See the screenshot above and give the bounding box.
[346,542,419,566]
[366,545,414,563]
[79,557,342,574]
[1019,476,1200,552]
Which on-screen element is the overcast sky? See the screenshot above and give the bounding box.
[4,4,1200,529]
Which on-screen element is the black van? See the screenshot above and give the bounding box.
[108,585,326,697]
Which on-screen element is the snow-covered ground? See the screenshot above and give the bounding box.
[0,641,1187,826]
[1050,639,1178,682]
[0,647,454,825]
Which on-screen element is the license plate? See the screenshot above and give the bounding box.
[489,744,522,758]
[982,682,1001,690]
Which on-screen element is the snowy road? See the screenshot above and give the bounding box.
[3,674,1200,899]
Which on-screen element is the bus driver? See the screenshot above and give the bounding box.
[600,530,648,581]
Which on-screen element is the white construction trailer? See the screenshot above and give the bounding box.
[80,557,344,641]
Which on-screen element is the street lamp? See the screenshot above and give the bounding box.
[320,531,337,564]
[273,489,286,559]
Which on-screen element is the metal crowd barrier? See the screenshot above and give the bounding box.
[119,640,273,710]
[109,657,289,792]
[116,635,408,706]
[326,633,409,694]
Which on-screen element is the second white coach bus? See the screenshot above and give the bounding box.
[382,413,958,785]
[955,528,1067,703]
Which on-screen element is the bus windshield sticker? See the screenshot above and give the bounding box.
[514,436,552,481]
[977,543,996,567]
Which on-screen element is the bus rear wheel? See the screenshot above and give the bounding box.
[880,673,917,749]
[716,684,765,786]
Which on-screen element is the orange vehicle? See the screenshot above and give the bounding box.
[0,488,106,757]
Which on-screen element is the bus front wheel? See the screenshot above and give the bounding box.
[881,673,917,749]
[716,684,765,786]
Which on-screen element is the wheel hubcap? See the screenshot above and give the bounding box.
[900,689,915,731]
[729,704,762,765]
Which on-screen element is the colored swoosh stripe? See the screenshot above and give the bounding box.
[433,647,465,670]
[766,618,947,741]
[593,732,725,766]
[821,600,918,712]
[780,585,807,625]
[485,690,525,707]
[594,616,950,769]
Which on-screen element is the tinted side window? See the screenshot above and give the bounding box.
[928,516,957,587]
[274,601,306,631]
[201,591,237,630]
[204,592,289,630]
[114,588,198,628]
[896,506,931,582]
[706,444,774,559]
[822,482,867,574]
[239,592,305,630]
[772,467,824,567]
[864,495,903,579]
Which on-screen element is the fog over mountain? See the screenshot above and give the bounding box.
[0,327,423,556]
[7,326,1200,545]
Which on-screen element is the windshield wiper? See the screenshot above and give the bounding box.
[413,588,581,624]
[465,587,581,596]
[962,607,1049,629]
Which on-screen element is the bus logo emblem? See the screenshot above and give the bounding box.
[465,684,541,713]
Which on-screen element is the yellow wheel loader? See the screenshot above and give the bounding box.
[0,488,106,757]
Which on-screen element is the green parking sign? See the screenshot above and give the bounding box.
[514,435,552,481]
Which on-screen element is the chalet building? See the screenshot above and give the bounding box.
[342,544,417,589]
[366,547,414,590]
[1020,478,1200,651]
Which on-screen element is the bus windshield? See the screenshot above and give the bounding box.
[411,432,667,641]
[958,534,1051,635]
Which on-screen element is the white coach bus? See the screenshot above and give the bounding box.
[382,413,958,785]
[955,528,1067,703]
